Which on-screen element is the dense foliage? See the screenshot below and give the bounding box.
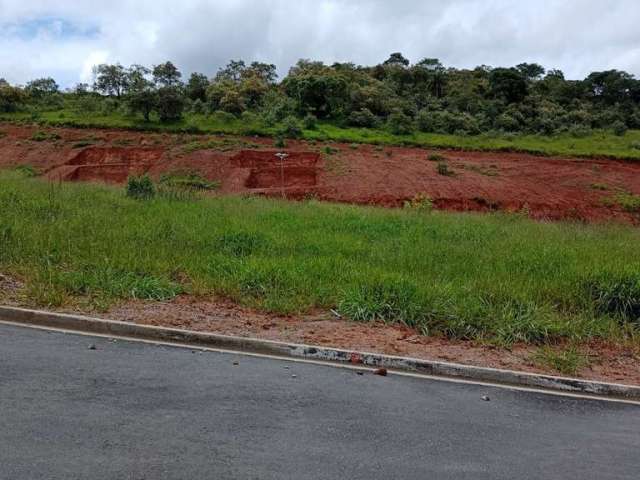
[3,53,640,136]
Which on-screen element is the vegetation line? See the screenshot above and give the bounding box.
[3,54,640,159]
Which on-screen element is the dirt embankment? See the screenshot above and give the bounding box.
[1,123,640,223]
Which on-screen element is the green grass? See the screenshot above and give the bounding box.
[1,170,640,345]
[4,109,640,159]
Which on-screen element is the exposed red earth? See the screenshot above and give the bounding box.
[2,123,640,223]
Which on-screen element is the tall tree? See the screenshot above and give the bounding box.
[152,61,182,87]
[93,64,128,97]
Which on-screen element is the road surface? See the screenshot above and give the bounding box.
[1,323,638,479]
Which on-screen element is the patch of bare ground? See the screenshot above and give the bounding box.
[0,273,23,305]
[99,295,640,386]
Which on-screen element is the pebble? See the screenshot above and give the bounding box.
[482,395,491,402]
[374,368,388,377]
[233,361,239,366]
[88,344,96,350]
[291,374,297,378]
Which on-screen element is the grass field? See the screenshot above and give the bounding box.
[1,170,639,347]
[3,109,640,159]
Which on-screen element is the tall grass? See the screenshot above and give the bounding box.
[1,170,639,345]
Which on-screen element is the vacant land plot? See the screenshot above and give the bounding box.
[2,124,640,382]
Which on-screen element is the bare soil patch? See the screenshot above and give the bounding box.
[2,123,640,223]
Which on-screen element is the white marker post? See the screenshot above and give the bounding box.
[275,152,289,198]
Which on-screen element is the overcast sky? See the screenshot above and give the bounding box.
[1,0,640,87]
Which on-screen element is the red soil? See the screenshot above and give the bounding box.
[2,123,640,224]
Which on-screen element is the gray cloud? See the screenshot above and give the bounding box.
[1,0,639,86]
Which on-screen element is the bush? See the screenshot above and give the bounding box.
[416,110,481,135]
[386,110,414,135]
[611,120,628,136]
[191,98,205,114]
[347,108,378,128]
[277,115,303,138]
[156,86,185,122]
[274,136,286,148]
[568,124,592,138]
[303,113,318,130]
[126,175,155,200]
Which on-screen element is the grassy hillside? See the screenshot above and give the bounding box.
[1,170,639,347]
[3,110,640,159]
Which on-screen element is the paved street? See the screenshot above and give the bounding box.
[1,323,638,480]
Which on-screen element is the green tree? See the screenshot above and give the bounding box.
[186,72,209,101]
[153,61,182,87]
[489,68,528,104]
[25,77,59,99]
[155,86,185,121]
[92,64,128,97]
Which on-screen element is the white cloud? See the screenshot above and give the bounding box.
[1,0,639,86]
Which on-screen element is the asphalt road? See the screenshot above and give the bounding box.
[1,323,639,480]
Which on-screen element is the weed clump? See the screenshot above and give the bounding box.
[31,131,61,142]
[216,231,267,257]
[14,164,38,177]
[126,175,155,200]
[584,272,640,324]
[159,171,219,191]
[437,161,453,176]
[338,278,426,327]
[404,193,433,212]
[427,153,445,162]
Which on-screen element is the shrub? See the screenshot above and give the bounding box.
[302,113,318,130]
[126,175,155,200]
[191,98,205,114]
[568,124,592,138]
[416,110,481,135]
[584,272,640,324]
[274,136,286,148]
[427,153,445,162]
[386,110,414,135]
[611,120,628,136]
[15,165,38,177]
[277,115,303,138]
[348,108,378,128]
[156,86,185,122]
[616,192,640,212]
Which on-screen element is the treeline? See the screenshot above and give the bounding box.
[2,53,640,136]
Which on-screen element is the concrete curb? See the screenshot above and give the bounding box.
[1,305,640,400]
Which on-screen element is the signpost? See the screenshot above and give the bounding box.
[275,152,289,198]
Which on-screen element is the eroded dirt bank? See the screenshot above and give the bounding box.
[2,123,640,223]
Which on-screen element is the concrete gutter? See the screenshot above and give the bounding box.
[1,305,639,401]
